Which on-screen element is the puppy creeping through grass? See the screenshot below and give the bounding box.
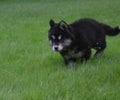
[48,18,120,67]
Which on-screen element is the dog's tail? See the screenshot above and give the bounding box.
[101,23,120,36]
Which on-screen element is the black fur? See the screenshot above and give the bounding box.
[48,18,120,66]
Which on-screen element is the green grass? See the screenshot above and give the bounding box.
[0,0,120,99]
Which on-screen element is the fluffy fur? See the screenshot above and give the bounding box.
[48,18,120,66]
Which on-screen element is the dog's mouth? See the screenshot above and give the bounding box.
[52,44,63,51]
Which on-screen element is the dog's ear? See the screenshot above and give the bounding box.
[59,20,68,30]
[49,19,55,27]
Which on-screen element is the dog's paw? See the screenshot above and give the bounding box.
[67,61,76,68]
[94,50,104,58]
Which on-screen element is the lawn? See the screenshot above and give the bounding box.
[0,0,120,99]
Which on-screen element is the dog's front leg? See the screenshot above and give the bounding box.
[64,57,76,67]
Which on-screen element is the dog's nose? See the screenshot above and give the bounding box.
[54,47,58,51]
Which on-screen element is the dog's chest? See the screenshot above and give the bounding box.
[63,50,84,59]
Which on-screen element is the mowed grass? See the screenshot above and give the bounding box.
[0,0,120,99]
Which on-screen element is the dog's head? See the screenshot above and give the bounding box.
[48,19,73,52]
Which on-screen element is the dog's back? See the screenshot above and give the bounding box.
[70,18,120,37]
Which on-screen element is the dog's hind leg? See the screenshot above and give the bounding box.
[81,49,91,62]
[94,41,106,58]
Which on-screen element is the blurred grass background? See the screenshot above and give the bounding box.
[0,0,120,99]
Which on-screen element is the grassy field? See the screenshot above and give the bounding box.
[0,0,120,99]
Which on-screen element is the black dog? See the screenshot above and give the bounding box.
[48,18,120,66]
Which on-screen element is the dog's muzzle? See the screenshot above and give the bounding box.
[52,45,63,51]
